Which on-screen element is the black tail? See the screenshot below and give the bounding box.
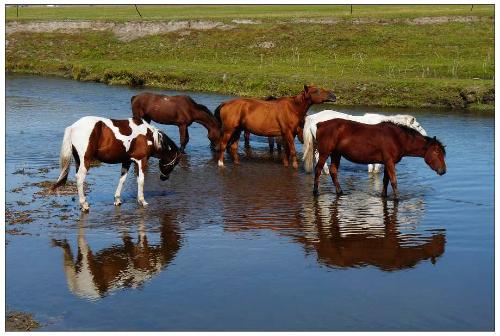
[214,103,225,124]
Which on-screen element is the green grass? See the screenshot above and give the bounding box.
[6,4,494,22]
[6,5,495,111]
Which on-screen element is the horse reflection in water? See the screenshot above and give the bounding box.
[218,164,445,271]
[300,193,446,271]
[51,211,181,300]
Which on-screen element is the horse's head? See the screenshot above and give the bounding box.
[304,84,337,104]
[208,128,221,151]
[155,131,181,181]
[424,137,446,176]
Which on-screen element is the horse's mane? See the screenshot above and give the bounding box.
[381,121,446,155]
[186,96,214,117]
[149,124,179,153]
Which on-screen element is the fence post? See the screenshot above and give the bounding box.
[134,5,142,18]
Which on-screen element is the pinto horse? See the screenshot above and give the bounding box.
[52,116,181,211]
[303,110,427,174]
[312,120,446,199]
[131,92,221,153]
[215,85,336,168]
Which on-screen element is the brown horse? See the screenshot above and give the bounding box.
[214,85,336,168]
[131,92,221,153]
[312,120,446,199]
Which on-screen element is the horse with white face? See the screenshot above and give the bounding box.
[52,116,181,211]
[302,110,427,174]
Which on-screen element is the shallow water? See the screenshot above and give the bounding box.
[5,75,494,331]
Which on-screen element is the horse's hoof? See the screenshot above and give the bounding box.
[313,189,319,197]
[114,198,122,206]
[81,202,90,212]
[292,162,298,169]
[336,190,344,196]
[217,160,224,167]
[138,200,149,207]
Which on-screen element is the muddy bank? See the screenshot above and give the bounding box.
[6,20,236,42]
[6,311,40,331]
[6,15,492,41]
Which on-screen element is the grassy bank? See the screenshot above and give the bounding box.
[6,5,494,111]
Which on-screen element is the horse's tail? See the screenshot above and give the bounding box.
[302,117,315,173]
[130,94,145,121]
[53,126,73,190]
[214,103,224,124]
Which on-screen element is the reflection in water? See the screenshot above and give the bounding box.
[52,211,181,300]
[219,164,446,271]
[300,193,446,271]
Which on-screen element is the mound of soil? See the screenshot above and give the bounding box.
[6,311,40,331]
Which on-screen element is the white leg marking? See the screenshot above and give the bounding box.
[76,166,89,211]
[114,165,129,206]
[133,159,148,207]
[218,160,224,167]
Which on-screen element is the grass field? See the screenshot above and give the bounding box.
[6,5,495,111]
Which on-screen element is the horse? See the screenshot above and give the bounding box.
[302,110,427,174]
[52,116,181,211]
[242,95,283,153]
[312,119,446,199]
[214,84,336,168]
[131,92,221,153]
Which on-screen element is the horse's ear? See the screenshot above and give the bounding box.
[303,84,309,93]
[433,136,436,140]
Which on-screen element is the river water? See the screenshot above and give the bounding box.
[5,75,494,331]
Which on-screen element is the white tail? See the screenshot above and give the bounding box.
[53,127,72,190]
[302,117,315,173]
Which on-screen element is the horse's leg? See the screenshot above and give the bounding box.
[178,125,189,153]
[385,162,399,200]
[373,163,382,173]
[268,137,275,153]
[329,152,343,195]
[281,137,290,167]
[229,129,242,164]
[114,161,131,206]
[313,152,329,196]
[218,130,233,167]
[75,155,89,211]
[382,167,390,198]
[244,130,250,148]
[368,164,374,173]
[133,158,149,207]
[276,137,282,153]
[284,131,299,169]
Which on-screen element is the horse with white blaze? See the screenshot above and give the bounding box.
[302,110,427,174]
[52,116,181,211]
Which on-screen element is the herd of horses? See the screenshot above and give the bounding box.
[52,84,447,211]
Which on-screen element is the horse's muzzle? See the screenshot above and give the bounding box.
[160,174,169,181]
[437,168,446,176]
[327,93,337,102]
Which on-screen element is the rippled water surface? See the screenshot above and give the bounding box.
[6,75,494,331]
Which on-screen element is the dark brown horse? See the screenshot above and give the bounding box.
[214,85,336,168]
[312,120,446,199]
[131,92,221,153]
